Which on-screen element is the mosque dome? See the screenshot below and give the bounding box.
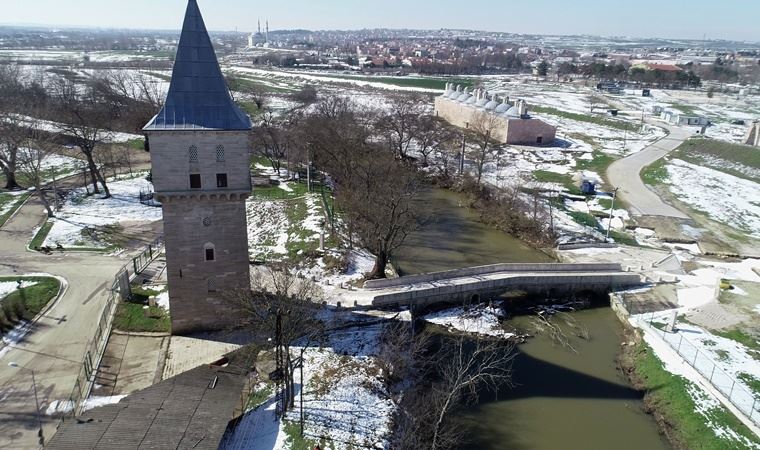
[495,103,510,113]
[484,100,499,110]
[504,106,521,118]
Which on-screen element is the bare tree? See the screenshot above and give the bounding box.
[0,66,27,190]
[51,78,116,197]
[251,108,302,177]
[16,124,60,217]
[338,151,422,279]
[0,116,26,190]
[235,262,325,412]
[377,93,425,159]
[393,331,515,450]
[468,111,502,184]
[414,115,453,166]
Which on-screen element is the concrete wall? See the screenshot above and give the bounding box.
[434,96,556,145]
[364,263,624,289]
[372,272,643,308]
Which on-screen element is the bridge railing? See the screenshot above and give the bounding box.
[364,262,625,290]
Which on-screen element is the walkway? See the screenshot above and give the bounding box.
[607,121,692,218]
[362,263,643,308]
[0,195,133,447]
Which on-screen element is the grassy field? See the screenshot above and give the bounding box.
[531,105,638,132]
[672,138,760,184]
[532,170,581,195]
[320,73,474,90]
[113,301,170,333]
[29,221,54,249]
[640,158,669,186]
[0,193,30,228]
[631,342,760,450]
[0,276,61,332]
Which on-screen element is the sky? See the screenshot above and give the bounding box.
[2,0,758,42]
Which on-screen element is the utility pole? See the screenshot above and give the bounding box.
[606,187,619,242]
[9,362,43,446]
[459,124,468,175]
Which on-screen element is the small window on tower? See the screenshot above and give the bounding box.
[207,277,217,292]
[215,145,225,162]
[190,174,202,189]
[216,173,228,188]
[189,145,199,163]
[204,244,215,261]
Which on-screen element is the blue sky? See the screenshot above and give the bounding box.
[2,0,757,42]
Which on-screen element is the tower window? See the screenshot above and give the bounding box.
[189,145,199,163]
[190,174,202,189]
[216,173,228,188]
[215,145,225,162]
[207,277,217,293]
[204,244,216,261]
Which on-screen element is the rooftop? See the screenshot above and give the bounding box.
[47,347,253,450]
[144,0,251,131]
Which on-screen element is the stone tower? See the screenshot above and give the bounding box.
[144,0,252,334]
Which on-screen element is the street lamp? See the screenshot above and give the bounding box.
[8,362,44,446]
[606,187,620,243]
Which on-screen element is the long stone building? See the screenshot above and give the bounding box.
[434,84,556,145]
[144,0,252,334]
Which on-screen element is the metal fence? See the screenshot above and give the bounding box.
[615,296,760,427]
[132,238,163,275]
[58,240,164,421]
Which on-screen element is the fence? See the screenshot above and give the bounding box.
[616,296,760,427]
[58,239,164,421]
[132,238,163,275]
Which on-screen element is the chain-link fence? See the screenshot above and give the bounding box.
[615,295,760,427]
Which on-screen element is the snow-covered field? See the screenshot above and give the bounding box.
[40,174,161,249]
[0,280,37,300]
[663,159,760,235]
[221,321,394,449]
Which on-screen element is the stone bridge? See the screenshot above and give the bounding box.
[362,263,643,309]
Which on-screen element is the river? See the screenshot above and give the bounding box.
[394,187,670,450]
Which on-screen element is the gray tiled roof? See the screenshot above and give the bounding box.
[47,348,253,450]
[144,0,252,131]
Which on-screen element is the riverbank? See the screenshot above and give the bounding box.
[616,306,760,449]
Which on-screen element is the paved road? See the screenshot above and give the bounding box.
[0,195,128,448]
[607,121,692,219]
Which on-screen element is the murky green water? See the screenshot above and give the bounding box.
[392,187,552,275]
[395,186,670,450]
[461,308,670,450]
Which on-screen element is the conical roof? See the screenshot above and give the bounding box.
[144,0,251,131]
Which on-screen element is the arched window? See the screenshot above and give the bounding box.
[215,145,225,162]
[207,277,217,293]
[204,243,215,261]
[189,145,199,163]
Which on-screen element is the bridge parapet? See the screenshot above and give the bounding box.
[364,263,624,290]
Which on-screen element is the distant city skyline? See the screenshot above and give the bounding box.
[2,0,758,43]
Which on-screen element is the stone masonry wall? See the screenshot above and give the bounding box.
[434,96,556,145]
[146,129,252,334]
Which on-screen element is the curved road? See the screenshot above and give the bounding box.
[607,121,692,219]
[0,195,129,448]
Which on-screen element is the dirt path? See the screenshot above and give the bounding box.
[607,121,692,219]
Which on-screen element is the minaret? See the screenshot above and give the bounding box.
[144,0,252,334]
[265,20,269,43]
